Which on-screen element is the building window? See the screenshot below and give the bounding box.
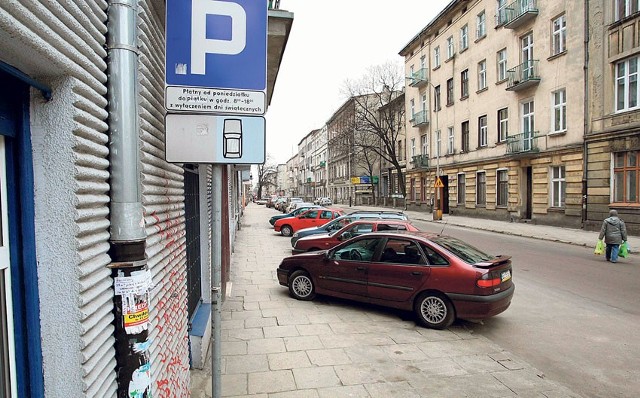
[615,0,640,21]
[410,98,415,119]
[460,24,469,51]
[497,0,508,25]
[457,173,466,205]
[421,93,427,113]
[434,46,441,68]
[434,85,441,110]
[461,121,470,152]
[497,48,507,81]
[447,36,455,59]
[552,88,567,133]
[498,107,509,142]
[478,60,487,90]
[552,15,566,55]
[522,100,535,150]
[613,151,639,203]
[478,115,488,147]
[436,130,442,158]
[447,127,454,155]
[476,10,486,39]
[615,56,639,112]
[411,138,416,157]
[398,140,403,161]
[420,54,426,69]
[550,166,566,207]
[461,69,469,98]
[421,177,427,201]
[497,169,508,207]
[421,134,428,155]
[446,78,454,106]
[476,171,486,205]
[410,178,416,201]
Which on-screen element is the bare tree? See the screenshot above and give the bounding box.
[342,61,407,198]
[255,156,278,199]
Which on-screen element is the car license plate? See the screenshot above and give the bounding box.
[501,270,511,282]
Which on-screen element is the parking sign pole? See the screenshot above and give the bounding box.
[211,164,223,398]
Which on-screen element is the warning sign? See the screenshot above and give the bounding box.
[434,177,444,188]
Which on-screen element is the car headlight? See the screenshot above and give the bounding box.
[293,232,299,237]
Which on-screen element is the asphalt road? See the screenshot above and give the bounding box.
[413,220,640,398]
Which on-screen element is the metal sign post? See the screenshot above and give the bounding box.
[164,1,267,397]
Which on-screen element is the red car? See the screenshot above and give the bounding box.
[276,231,514,329]
[274,208,344,237]
[292,220,419,254]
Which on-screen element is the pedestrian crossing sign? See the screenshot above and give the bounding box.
[434,177,444,188]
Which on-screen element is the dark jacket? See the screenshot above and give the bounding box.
[598,216,627,244]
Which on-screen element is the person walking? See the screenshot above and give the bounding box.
[598,209,628,263]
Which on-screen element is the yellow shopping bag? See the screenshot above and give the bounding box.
[594,239,604,255]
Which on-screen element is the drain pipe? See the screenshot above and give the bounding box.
[106,0,151,397]
[211,164,223,398]
[582,0,590,227]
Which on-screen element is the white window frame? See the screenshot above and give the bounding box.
[447,36,455,59]
[552,88,567,133]
[476,10,486,39]
[420,55,426,69]
[615,56,639,112]
[436,129,442,157]
[410,99,415,119]
[411,138,416,157]
[447,126,455,155]
[434,85,441,111]
[461,69,469,98]
[478,60,487,90]
[434,46,441,68]
[615,0,640,21]
[421,134,428,155]
[421,93,427,112]
[550,165,566,207]
[552,14,566,56]
[522,100,535,150]
[498,107,509,142]
[460,24,469,50]
[497,48,507,81]
[479,115,488,147]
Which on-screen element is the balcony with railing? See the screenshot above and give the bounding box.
[502,0,538,29]
[410,154,429,168]
[319,161,326,167]
[410,110,429,127]
[408,68,428,88]
[506,60,540,91]
[506,132,541,154]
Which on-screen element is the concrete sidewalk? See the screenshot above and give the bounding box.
[190,203,584,398]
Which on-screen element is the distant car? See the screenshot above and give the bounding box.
[292,220,419,254]
[266,195,279,208]
[277,230,515,329]
[269,205,321,226]
[255,198,268,205]
[274,208,344,237]
[290,211,410,246]
[285,197,304,213]
[318,197,332,206]
[274,198,288,212]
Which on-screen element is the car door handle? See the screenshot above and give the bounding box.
[411,271,422,276]
[356,266,366,271]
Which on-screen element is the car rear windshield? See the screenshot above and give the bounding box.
[431,236,493,264]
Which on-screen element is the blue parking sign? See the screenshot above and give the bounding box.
[165,0,267,91]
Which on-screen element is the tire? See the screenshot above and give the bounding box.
[288,270,315,300]
[281,224,293,237]
[414,292,455,329]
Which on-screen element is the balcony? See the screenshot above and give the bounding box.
[411,154,429,168]
[408,68,428,88]
[502,0,538,29]
[319,161,326,167]
[410,110,429,127]
[506,132,540,154]
[506,60,540,91]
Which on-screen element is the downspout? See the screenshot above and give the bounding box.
[582,0,590,227]
[107,0,150,396]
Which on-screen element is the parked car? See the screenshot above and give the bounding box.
[274,208,344,237]
[285,197,304,213]
[290,211,410,246]
[318,197,332,206]
[274,197,288,212]
[292,219,419,254]
[269,205,320,226]
[266,195,279,208]
[287,201,315,214]
[255,197,268,205]
[277,231,515,329]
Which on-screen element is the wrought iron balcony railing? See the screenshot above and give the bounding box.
[408,68,428,88]
[506,132,540,154]
[506,60,540,91]
[502,0,538,29]
[411,154,429,168]
[410,110,429,127]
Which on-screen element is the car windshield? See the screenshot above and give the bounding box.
[431,236,493,264]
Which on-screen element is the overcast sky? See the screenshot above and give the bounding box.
[264,0,451,165]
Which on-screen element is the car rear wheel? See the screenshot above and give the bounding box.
[288,270,315,301]
[414,292,454,329]
[280,225,293,236]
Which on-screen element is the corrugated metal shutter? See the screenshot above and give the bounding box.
[138,1,191,396]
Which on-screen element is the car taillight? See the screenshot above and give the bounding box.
[476,273,502,288]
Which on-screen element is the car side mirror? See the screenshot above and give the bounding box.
[340,232,352,241]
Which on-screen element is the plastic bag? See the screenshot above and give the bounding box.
[594,240,604,255]
[619,241,629,258]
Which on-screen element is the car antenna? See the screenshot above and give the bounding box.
[439,221,447,236]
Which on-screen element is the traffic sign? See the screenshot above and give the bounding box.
[434,177,444,188]
[165,0,267,113]
[165,114,265,164]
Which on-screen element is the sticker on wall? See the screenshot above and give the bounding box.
[128,362,151,398]
[115,270,152,334]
